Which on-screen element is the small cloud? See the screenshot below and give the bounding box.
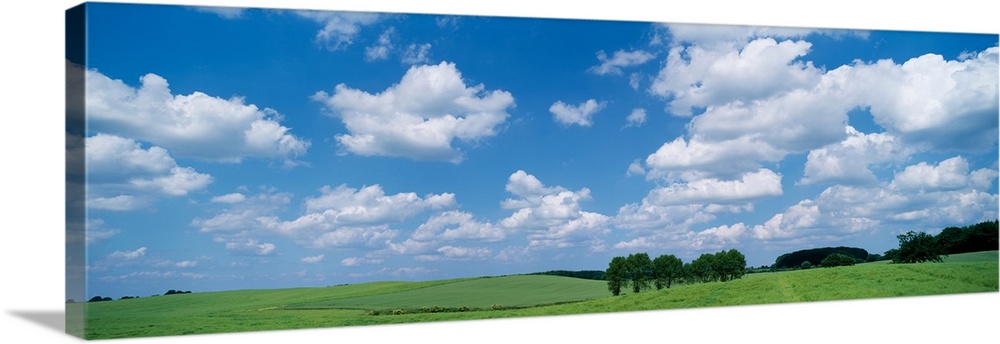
[624,108,647,128]
[626,159,646,177]
[401,43,432,64]
[293,10,382,51]
[365,28,395,61]
[549,99,606,127]
[225,239,277,256]
[174,260,199,268]
[108,247,147,260]
[341,257,384,266]
[589,49,655,75]
[211,193,247,204]
[192,6,247,19]
[301,254,325,263]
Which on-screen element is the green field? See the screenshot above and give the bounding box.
[74,251,999,339]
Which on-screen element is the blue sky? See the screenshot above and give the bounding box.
[72,2,998,298]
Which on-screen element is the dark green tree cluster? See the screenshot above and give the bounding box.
[164,289,192,295]
[87,296,112,302]
[820,253,857,267]
[526,270,605,280]
[605,249,746,296]
[886,220,997,264]
[773,247,868,269]
[935,220,998,254]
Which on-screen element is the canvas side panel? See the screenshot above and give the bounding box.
[65,2,87,339]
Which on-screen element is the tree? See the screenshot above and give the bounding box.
[893,231,944,263]
[718,249,747,281]
[821,253,856,267]
[652,254,684,289]
[606,256,627,296]
[689,253,717,282]
[800,261,812,269]
[883,248,899,262]
[625,253,653,293]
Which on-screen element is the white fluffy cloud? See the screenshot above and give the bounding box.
[499,170,611,250]
[293,10,381,51]
[651,37,822,117]
[749,156,997,243]
[644,169,783,205]
[252,184,455,249]
[211,193,247,204]
[800,126,912,185]
[313,61,515,163]
[549,99,606,127]
[589,49,655,75]
[840,47,999,151]
[624,108,647,128]
[889,156,997,192]
[644,136,785,181]
[86,134,212,210]
[85,70,309,162]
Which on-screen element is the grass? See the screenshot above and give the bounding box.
[77,251,999,339]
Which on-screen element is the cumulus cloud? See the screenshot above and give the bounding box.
[293,10,381,51]
[313,61,515,163]
[499,170,611,250]
[589,49,655,75]
[800,126,912,186]
[840,47,999,151]
[85,70,309,162]
[644,169,783,205]
[889,156,997,192]
[414,211,504,242]
[86,134,212,209]
[211,193,247,204]
[644,136,785,181]
[254,184,454,248]
[624,108,647,128]
[549,99,606,127]
[748,156,997,243]
[651,37,822,117]
[193,190,292,234]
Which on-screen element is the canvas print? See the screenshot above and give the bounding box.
[66,2,999,340]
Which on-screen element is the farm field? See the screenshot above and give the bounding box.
[75,251,998,339]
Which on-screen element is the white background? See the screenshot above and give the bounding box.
[1,1,997,343]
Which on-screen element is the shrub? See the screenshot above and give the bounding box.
[800,261,812,269]
[821,253,856,267]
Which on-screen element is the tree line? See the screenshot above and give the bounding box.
[84,289,194,302]
[884,220,998,264]
[604,249,746,296]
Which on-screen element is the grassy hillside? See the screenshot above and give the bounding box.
[286,274,609,310]
[76,251,998,339]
